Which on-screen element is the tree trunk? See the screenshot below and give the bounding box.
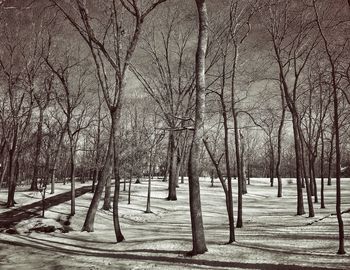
[128,174,132,204]
[269,141,274,187]
[327,130,334,186]
[311,157,318,203]
[203,139,235,244]
[276,89,285,197]
[50,127,66,194]
[31,110,44,191]
[221,99,235,243]
[292,116,305,215]
[167,131,177,200]
[103,173,112,210]
[82,108,117,232]
[240,131,247,195]
[163,136,171,182]
[70,148,76,216]
[320,128,325,209]
[112,133,124,242]
[145,147,153,213]
[234,114,243,227]
[187,0,208,255]
[299,128,314,217]
[0,159,8,192]
[7,125,18,208]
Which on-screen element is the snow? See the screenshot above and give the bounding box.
[0,178,349,269]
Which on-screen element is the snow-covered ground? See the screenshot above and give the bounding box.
[0,177,349,269]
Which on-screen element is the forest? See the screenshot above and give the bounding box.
[0,0,349,269]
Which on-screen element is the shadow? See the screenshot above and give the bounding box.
[234,242,346,259]
[0,236,345,270]
[0,185,91,229]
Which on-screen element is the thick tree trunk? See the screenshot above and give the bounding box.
[103,173,112,210]
[187,0,208,255]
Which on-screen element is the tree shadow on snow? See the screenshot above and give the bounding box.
[1,236,347,270]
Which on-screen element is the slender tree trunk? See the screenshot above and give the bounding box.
[313,2,345,252]
[334,90,345,255]
[203,140,235,244]
[309,155,315,197]
[145,147,153,213]
[276,89,285,197]
[187,0,208,255]
[7,125,18,208]
[0,159,8,192]
[269,142,274,187]
[82,108,117,232]
[320,128,325,208]
[234,114,243,228]
[240,132,247,195]
[31,110,44,191]
[128,173,132,204]
[231,43,243,227]
[70,146,76,216]
[163,136,171,182]
[311,157,318,203]
[327,131,334,186]
[222,102,235,243]
[299,128,314,217]
[168,131,177,200]
[292,116,305,215]
[50,127,66,194]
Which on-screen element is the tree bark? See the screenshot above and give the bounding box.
[187,0,208,255]
[103,173,112,210]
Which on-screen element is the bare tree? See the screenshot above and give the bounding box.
[186,0,208,255]
[313,0,347,255]
[49,0,167,238]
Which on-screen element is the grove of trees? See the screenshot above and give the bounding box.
[0,0,349,256]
